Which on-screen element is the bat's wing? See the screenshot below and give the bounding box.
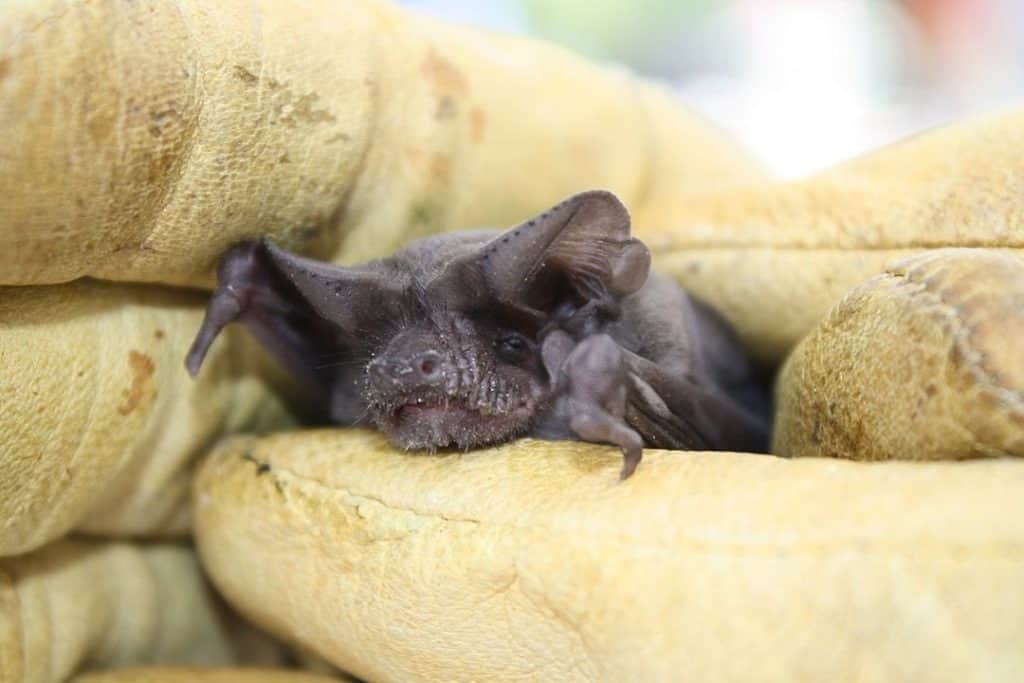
[542,332,770,479]
[623,353,771,454]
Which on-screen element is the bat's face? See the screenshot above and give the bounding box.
[363,309,551,451]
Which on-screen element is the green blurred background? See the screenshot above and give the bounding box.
[401,0,1024,176]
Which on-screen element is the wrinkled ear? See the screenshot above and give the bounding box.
[477,191,650,310]
[263,240,404,334]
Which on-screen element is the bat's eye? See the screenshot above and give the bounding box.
[495,333,530,362]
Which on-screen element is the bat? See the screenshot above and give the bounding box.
[186,190,770,478]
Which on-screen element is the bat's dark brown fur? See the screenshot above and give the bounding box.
[186,191,770,478]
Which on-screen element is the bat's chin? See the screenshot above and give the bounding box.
[374,398,534,451]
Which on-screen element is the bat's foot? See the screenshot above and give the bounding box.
[554,333,645,479]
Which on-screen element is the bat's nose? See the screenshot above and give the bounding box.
[368,351,444,389]
[414,351,443,381]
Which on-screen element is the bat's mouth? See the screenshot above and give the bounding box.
[373,393,535,451]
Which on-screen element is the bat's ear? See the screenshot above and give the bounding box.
[263,241,403,334]
[475,191,650,311]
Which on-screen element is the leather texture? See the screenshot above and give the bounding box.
[0,0,763,288]
[775,249,1024,460]
[647,110,1024,362]
[0,540,286,683]
[0,281,296,556]
[194,430,1024,683]
[73,668,345,683]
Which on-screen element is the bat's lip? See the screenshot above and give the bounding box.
[389,396,532,421]
[390,400,505,427]
[394,396,453,413]
[374,393,535,450]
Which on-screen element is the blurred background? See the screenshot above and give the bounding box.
[401,0,1024,177]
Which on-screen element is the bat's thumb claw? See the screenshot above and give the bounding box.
[619,446,642,480]
[185,288,245,379]
[184,343,206,378]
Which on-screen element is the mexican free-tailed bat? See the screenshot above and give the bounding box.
[186,190,770,478]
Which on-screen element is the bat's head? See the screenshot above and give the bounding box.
[266,190,650,451]
[362,305,552,450]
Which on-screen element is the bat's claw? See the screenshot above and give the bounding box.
[569,405,644,479]
[619,442,642,480]
[185,288,244,377]
[185,242,262,377]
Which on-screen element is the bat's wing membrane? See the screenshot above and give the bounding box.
[624,353,770,454]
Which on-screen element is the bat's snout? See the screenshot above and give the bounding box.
[368,350,445,392]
